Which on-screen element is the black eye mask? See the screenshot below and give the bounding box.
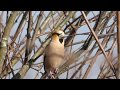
[53,32,62,36]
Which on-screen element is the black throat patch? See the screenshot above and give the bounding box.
[59,39,63,44]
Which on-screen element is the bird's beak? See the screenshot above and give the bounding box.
[64,35,69,37]
[60,34,69,38]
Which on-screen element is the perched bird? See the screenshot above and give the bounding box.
[42,30,66,79]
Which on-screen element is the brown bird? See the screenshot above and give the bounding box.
[42,30,66,79]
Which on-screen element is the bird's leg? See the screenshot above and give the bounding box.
[54,68,59,74]
[48,68,59,79]
[48,71,55,79]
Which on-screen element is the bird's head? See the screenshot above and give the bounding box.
[51,30,66,44]
[53,30,65,38]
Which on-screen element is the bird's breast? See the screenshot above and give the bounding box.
[44,41,65,71]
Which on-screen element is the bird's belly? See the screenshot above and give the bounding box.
[48,56,63,68]
[44,44,64,73]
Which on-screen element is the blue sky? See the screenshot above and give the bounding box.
[0,11,117,79]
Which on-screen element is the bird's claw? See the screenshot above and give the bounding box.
[48,68,59,79]
[48,71,55,79]
[54,68,58,74]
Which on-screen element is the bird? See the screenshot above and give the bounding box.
[42,29,66,79]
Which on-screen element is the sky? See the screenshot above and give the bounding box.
[0,11,117,79]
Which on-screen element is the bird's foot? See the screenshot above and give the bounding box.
[48,71,55,79]
[48,69,59,79]
[54,68,59,74]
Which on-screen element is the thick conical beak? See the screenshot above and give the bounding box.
[63,34,74,38]
[60,34,69,38]
[64,35,69,37]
